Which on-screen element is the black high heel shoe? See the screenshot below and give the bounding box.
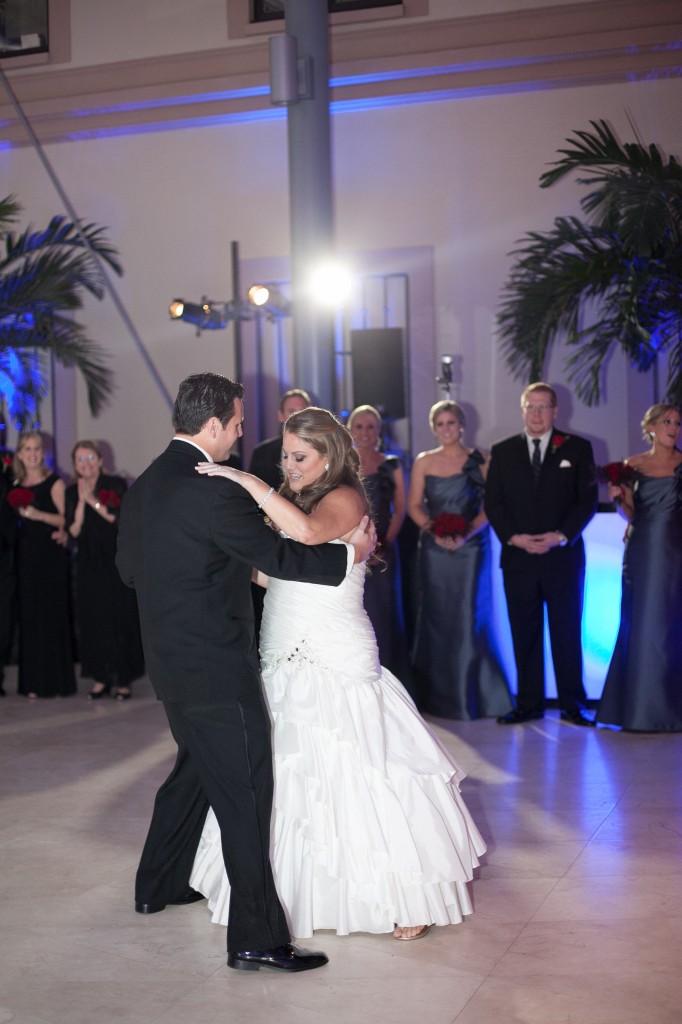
[87,684,111,700]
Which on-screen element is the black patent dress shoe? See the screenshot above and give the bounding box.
[497,709,544,725]
[227,943,329,973]
[560,708,596,726]
[135,887,205,914]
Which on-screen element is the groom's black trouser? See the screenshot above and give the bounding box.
[135,690,290,953]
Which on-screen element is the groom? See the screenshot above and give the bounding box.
[116,372,374,972]
[484,382,597,726]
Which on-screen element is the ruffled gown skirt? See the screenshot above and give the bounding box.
[190,562,486,937]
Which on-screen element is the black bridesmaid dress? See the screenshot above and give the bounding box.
[65,473,145,691]
[14,473,76,697]
[597,465,682,731]
[411,450,512,720]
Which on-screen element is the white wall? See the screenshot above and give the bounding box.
[1,69,679,476]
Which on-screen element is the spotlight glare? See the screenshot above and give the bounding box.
[169,300,185,319]
[308,262,352,308]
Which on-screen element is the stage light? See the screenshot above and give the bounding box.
[168,298,230,331]
[247,284,291,319]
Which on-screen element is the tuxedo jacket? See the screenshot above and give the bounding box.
[248,435,284,491]
[484,430,597,573]
[116,440,348,703]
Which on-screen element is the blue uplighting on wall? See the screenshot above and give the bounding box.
[68,85,271,119]
[3,48,679,147]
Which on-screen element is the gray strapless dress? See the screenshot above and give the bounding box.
[411,451,512,719]
[597,465,682,732]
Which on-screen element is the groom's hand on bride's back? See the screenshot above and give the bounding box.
[349,515,377,564]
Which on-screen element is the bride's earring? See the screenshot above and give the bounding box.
[324,463,329,471]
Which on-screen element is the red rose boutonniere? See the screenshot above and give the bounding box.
[550,434,568,456]
[98,489,121,509]
[596,461,636,486]
[3,455,12,467]
[8,487,35,509]
[432,512,468,539]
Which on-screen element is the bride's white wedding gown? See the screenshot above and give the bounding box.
[190,553,487,937]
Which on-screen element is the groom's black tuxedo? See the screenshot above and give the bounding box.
[484,430,597,716]
[116,439,348,951]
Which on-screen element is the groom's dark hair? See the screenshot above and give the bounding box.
[173,372,244,435]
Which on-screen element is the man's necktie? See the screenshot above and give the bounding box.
[532,438,542,483]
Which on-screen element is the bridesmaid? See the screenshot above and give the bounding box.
[347,405,409,677]
[408,401,512,719]
[597,404,682,731]
[10,430,76,699]
[66,440,145,700]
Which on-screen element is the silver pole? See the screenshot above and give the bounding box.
[284,0,335,409]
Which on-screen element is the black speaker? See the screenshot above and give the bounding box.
[350,328,406,419]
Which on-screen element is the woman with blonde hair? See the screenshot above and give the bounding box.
[597,403,682,731]
[408,400,511,719]
[189,407,486,942]
[10,430,75,698]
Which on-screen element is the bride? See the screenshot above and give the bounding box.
[190,407,486,941]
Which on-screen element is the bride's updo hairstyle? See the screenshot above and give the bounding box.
[280,406,369,516]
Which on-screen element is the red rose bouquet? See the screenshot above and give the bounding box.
[8,488,35,510]
[596,462,636,486]
[98,489,121,509]
[431,512,468,539]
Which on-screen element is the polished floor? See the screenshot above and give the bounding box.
[1,668,681,1024]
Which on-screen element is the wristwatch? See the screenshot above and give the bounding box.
[556,532,568,547]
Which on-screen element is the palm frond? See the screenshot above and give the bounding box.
[0,197,122,419]
[498,121,682,405]
[17,312,114,415]
[0,348,46,422]
[0,195,21,234]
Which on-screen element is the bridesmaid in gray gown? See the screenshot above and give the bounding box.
[597,403,682,732]
[408,401,512,719]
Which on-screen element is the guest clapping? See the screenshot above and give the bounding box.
[10,430,75,699]
[597,404,682,731]
[66,441,144,700]
[408,401,511,719]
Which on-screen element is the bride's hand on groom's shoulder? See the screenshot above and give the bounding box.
[195,461,241,481]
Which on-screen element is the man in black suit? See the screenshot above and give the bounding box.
[484,382,597,726]
[248,387,310,489]
[116,373,373,973]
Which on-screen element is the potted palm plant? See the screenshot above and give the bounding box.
[497,119,682,405]
[0,194,121,427]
